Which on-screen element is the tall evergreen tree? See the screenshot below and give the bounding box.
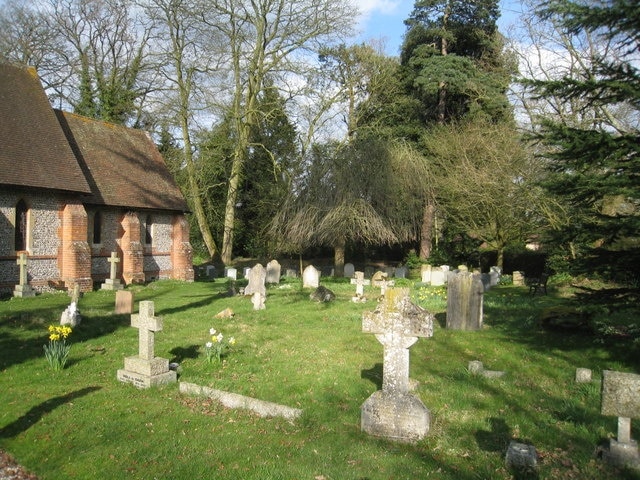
[529,0,640,282]
[401,0,512,125]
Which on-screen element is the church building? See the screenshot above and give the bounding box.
[0,63,194,294]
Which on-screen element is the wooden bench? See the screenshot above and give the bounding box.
[527,273,549,296]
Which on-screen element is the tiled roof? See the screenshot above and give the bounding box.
[56,111,188,212]
[0,62,188,213]
[0,64,91,193]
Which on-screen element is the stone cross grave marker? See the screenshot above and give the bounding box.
[600,370,640,469]
[17,253,28,285]
[13,253,35,297]
[361,288,434,443]
[117,301,176,388]
[101,251,123,290]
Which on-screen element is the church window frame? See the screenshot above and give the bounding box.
[89,210,103,246]
[14,199,31,253]
[144,214,153,246]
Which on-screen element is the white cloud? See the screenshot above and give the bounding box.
[354,0,402,16]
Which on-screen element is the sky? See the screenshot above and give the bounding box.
[354,0,524,56]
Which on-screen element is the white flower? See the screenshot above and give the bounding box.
[216,333,224,342]
[205,341,213,348]
[209,328,217,335]
[229,337,236,345]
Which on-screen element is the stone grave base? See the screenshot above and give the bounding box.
[117,356,176,388]
[361,391,430,443]
[13,285,35,298]
[602,439,640,470]
[101,278,124,291]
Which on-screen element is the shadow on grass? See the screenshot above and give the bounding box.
[0,386,101,439]
[170,344,200,363]
[361,363,383,390]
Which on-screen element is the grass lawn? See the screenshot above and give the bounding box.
[1,276,639,479]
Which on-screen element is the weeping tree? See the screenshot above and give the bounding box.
[269,139,398,277]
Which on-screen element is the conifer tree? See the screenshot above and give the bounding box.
[529,0,640,281]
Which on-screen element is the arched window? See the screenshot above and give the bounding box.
[92,211,102,244]
[145,215,153,245]
[14,199,28,252]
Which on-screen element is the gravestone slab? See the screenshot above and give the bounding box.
[361,288,434,443]
[266,260,281,284]
[600,370,640,469]
[310,285,335,302]
[115,290,134,314]
[506,441,538,473]
[395,266,408,279]
[60,301,81,327]
[303,265,320,288]
[430,267,445,286]
[244,264,266,297]
[117,301,176,388]
[513,271,525,286]
[446,272,484,330]
[421,264,432,284]
[344,263,355,278]
[371,271,387,287]
[225,267,237,280]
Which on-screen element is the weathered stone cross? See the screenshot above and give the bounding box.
[108,251,120,280]
[16,253,28,286]
[354,271,365,297]
[361,287,435,443]
[362,288,433,395]
[131,301,163,360]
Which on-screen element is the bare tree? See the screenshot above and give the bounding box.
[198,0,358,265]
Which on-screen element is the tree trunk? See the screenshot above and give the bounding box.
[496,246,504,270]
[419,201,435,260]
[333,237,346,277]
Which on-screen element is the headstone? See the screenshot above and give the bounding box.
[60,301,81,327]
[225,267,237,280]
[244,264,266,309]
[430,267,445,286]
[364,266,374,279]
[395,265,408,279]
[13,253,35,297]
[600,370,640,469]
[310,285,335,302]
[384,266,395,278]
[446,272,484,330]
[513,271,525,287]
[266,260,281,284]
[101,251,124,291]
[251,291,265,310]
[205,265,216,279]
[69,284,81,303]
[490,266,501,286]
[506,441,538,473]
[302,265,320,288]
[115,290,134,314]
[361,288,434,443]
[284,268,297,278]
[243,267,251,278]
[480,273,491,292]
[575,368,592,383]
[458,265,468,272]
[468,360,505,378]
[117,301,177,388]
[421,264,432,284]
[371,270,387,287]
[344,263,355,278]
[354,271,365,298]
